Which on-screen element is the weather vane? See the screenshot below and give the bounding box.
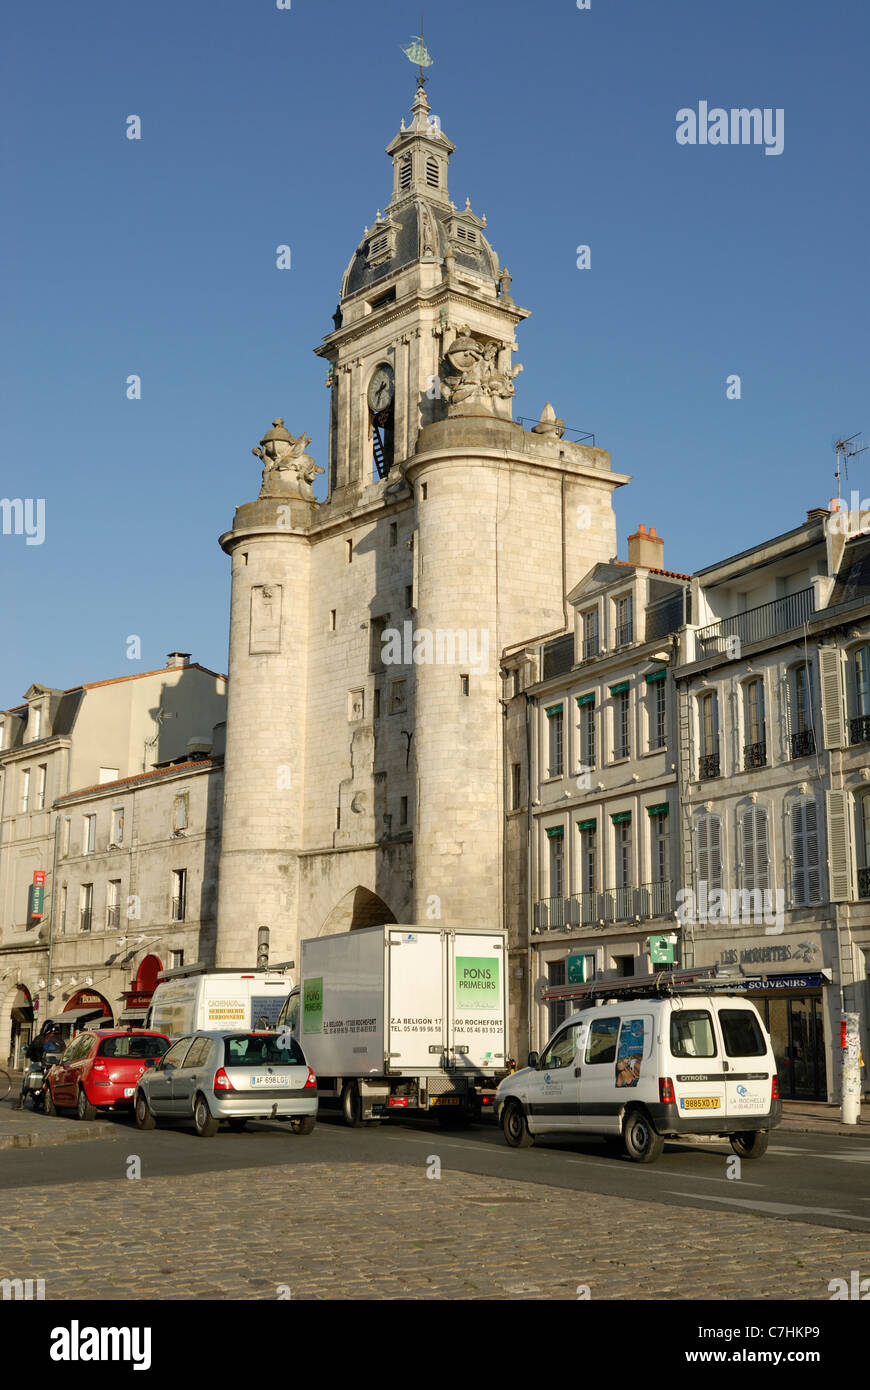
[401,14,434,86]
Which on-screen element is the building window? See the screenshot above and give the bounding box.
[110,807,124,846]
[547,959,568,1033]
[59,884,67,935]
[171,869,187,922]
[170,950,184,970]
[739,804,770,893]
[615,594,633,646]
[373,687,381,719]
[346,538,353,563]
[578,697,595,769]
[400,796,408,826]
[789,663,816,758]
[698,691,720,778]
[329,609,336,632]
[790,796,821,907]
[695,812,723,893]
[613,815,633,918]
[579,822,597,902]
[546,705,564,776]
[35,764,47,811]
[405,585,413,609]
[30,706,41,741]
[106,879,121,929]
[399,155,412,190]
[62,817,71,856]
[426,156,440,187]
[511,762,521,811]
[389,522,398,546]
[548,829,565,900]
[460,674,470,697]
[421,482,428,501]
[79,883,93,933]
[650,810,669,885]
[582,608,599,660]
[20,768,30,813]
[611,686,630,760]
[647,676,666,750]
[173,794,189,832]
[856,792,870,900]
[98,767,119,785]
[83,814,96,855]
[743,678,767,768]
[849,645,870,745]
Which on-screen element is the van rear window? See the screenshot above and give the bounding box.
[670,1010,717,1058]
[719,1009,766,1057]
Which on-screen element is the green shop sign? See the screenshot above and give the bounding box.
[649,935,676,965]
[567,954,589,984]
[303,977,323,1034]
[455,957,500,1011]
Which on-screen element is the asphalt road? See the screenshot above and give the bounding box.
[3,1109,869,1233]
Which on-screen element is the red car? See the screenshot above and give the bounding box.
[45,1029,171,1121]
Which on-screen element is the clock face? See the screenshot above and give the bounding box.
[367,364,395,413]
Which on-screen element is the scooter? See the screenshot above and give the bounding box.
[19,1059,48,1112]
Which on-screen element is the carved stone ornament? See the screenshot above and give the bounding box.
[531,402,566,438]
[439,326,523,417]
[252,418,324,502]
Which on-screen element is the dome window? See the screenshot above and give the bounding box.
[455,225,477,246]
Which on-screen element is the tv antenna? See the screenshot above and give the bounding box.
[833,431,867,500]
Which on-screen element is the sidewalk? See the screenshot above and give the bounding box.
[778,1099,868,1138]
[0,1097,120,1150]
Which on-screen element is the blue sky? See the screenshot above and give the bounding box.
[2,0,867,705]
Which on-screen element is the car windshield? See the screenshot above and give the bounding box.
[223,1034,306,1068]
[97,1035,170,1059]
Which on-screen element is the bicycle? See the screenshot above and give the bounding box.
[0,1067,12,1103]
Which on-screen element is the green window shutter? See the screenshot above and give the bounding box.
[646,803,669,817]
[611,811,632,824]
[609,681,630,695]
[545,825,564,838]
[545,704,563,718]
[644,669,667,684]
[576,693,595,707]
[577,818,597,831]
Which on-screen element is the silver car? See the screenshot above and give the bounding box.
[133,1030,318,1137]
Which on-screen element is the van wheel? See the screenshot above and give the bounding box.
[290,1115,316,1135]
[135,1091,156,1130]
[193,1094,219,1138]
[77,1087,97,1122]
[341,1082,368,1128]
[730,1130,769,1159]
[502,1101,534,1148]
[623,1108,664,1163]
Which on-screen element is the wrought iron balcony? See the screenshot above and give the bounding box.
[699,752,721,780]
[790,728,816,759]
[744,740,767,770]
[858,867,870,900]
[615,622,634,647]
[582,636,600,660]
[638,879,674,918]
[696,587,815,658]
[534,882,674,930]
[850,715,870,745]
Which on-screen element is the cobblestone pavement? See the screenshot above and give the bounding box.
[3,1162,870,1300]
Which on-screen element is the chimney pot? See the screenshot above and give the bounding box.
[627,525,664,569]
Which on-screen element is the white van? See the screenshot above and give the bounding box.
[146,964,294,1041]
[497,983,781,1163]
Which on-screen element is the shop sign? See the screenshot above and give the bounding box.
[720,940,820,967]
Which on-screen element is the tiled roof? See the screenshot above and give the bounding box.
[615,559,691,581]
[56,758,221,803]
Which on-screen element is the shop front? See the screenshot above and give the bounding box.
[47,988,114,1042]
[7,986,34,1068]
[118,955,163,1027]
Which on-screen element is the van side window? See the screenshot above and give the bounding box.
[585,1017,620,1065]
[719,1010,766,1057]
[670,1010,717,1058]
[540,1024,581,1070]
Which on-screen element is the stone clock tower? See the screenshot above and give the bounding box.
[215,80,627,968]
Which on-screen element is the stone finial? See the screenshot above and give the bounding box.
[499,265,513,303]
[531,403,566,438]
[252,419,323,503]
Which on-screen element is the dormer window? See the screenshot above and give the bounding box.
[369,233,389,261]
[30,706,41,741]
[455,225,477,246]
[426,156,440,188]
[365,217,399,270]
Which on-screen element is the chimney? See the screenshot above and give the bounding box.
[806,507,829,523]
[166,652,191,669]
[627,524,664,570]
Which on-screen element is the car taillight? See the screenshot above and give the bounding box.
[92,1061,108,1075]
[771,1074,779,1101]
[213,1068,234,1092]
[304,1068,317,1090]
[659,1076,676,1104]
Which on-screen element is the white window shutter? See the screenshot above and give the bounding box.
[818,646,846,749]
[826,789,852,902]
[695,816,709,890]
[791,799,807,906]
[755,807,770,892]
[805,798,821,904]
[741,808,755,889]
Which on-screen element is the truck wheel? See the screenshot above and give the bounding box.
[622,1108,664,1163]
[135,1091,156,1130]
[193,1093,219,1138]
[290,1115,316,1135]
[502,1101,534,1148]
[341,1082,366,1128]
[77,1087,98,1122]
[729,1130,769,1159]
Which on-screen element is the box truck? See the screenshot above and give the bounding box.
[276,924,509,1125]
[146,963,294,1040]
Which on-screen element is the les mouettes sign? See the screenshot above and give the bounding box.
[719,940,820,968]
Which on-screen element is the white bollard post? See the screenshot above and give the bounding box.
[840,1012,861,1125]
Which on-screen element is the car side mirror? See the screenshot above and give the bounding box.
[527,1051,539,1069]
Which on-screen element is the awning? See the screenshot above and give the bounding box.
[118,1009,147,1024]
[11,1006,34,1024]
[46,1007,105,1024]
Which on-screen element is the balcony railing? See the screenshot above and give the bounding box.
[790,728,816,759]
[534,881,673,930]
[615,622,634,647]
[850,715,870,745]
[744,740,767,770]
[858,867,870,900]
[699,752,721,780]
[696,588,815,658]
[582,636,600,660]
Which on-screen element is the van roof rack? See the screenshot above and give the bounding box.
[540,966,745,1005]
[156,961,295,982]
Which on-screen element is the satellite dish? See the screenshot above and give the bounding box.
[533,975,549,1006]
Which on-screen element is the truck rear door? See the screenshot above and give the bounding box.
[386,930,446,1071]
[448,933,506,1072]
